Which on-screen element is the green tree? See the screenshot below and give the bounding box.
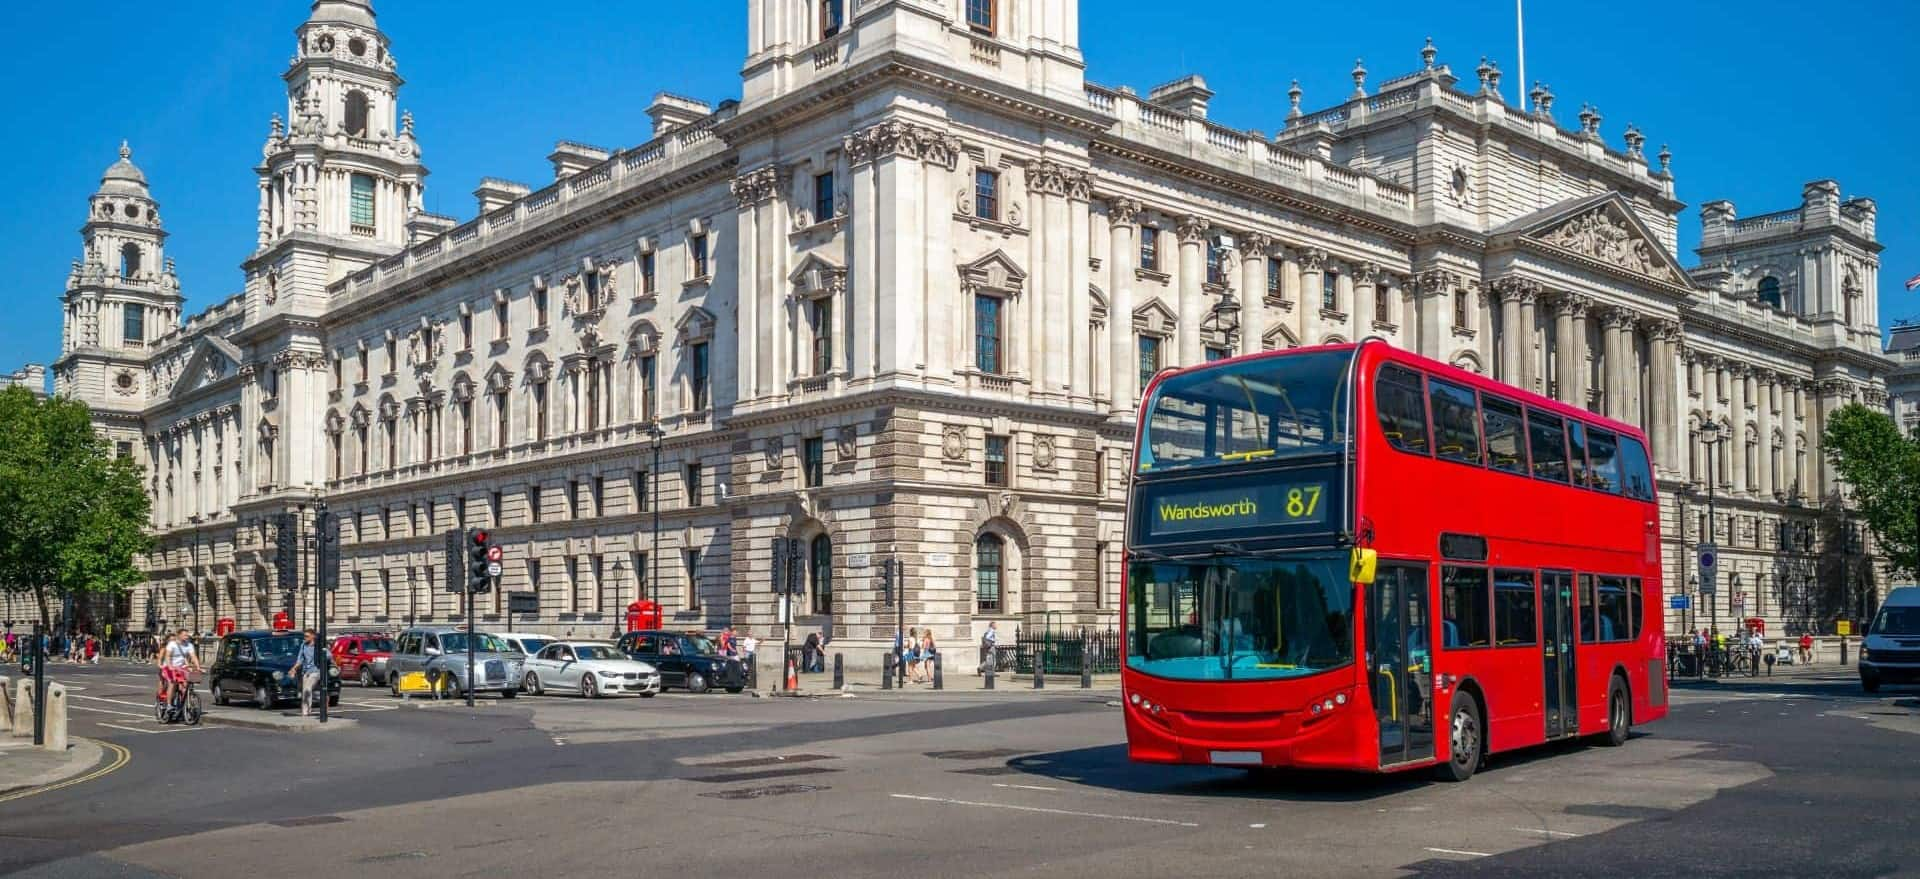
[1821,402,1920,581]
[0,387,154,628]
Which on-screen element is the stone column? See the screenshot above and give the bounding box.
[1238,232,1271,357]
[1728,363,1749,493]
[1036,168,1070,395]
[1815,380,1844,500]
[876,131,926,383]
[1756,372,1775,499]
[1495,279,1523,386]
[1782,378,1800,499]
[1106,198,1140,415]
[1552,295,1579,405]
[1647,321,1678,473]
[1517,283,1540,392]
[1600,308,1626,420]
[1065,172,1092,401]
[846,130,878,381]
[1571,301,1594,411]
[1175,216,1207,365]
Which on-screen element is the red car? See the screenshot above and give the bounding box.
[330,634,397,687]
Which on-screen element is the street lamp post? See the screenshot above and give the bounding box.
[646,422,663,609]
[1696,422,1725,641]
[1207,290,1242,353]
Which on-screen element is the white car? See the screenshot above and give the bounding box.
[496,632,558,660]
[521,641,662,698]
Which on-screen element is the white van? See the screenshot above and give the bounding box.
[1861,586,1920,693]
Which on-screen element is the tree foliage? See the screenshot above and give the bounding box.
[1822,402,1920,581]
[0,387,153,627]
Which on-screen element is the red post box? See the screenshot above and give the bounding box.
[272,611,294,631]
[626,600,661,633]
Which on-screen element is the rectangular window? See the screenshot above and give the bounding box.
[1481,394,1527,474]
[123,304,144,344]
[1595,575,1633,642]
[528,559,542,601]
[358,347,369,381]
[568,479,583,519]
[1585,427,1621,493]
[974,169,999,221]
[385,338,397,373]
[690,233,709,279]
[814,171,835,223]
[1205,241,1225,286]
[685,462,702,506]
[1453,288,1469,328]
[1374,286,1392,324]
[458,399,473,455]
[1140,227,1159,271]
[1138,335,1161,391]
[632,469,649,512]
[632,550,648,601]
[1267,259,1282,299]
[820,0,844,37]
[455,496,467,531]
[685,549,702,611]
[1618,436,1655,500]
[459,312,473,350]
[1375,363,1430,454]
[1321,272,1338,312]
[639,354,657,421]
[532,380,549,441]
[1429,378,1482,465]
[966,0,995,33]
[534,286,549,327]
[592,475,604,517]
[985,434,1009,487]
[810,298,833,376]
[1567,421,1592,489]
[494,298,509,339]
[494,389,509,447]
[974,295,1003,374]
[690,342,710,410]
[1493,570,1537,646]
[1440,566,1491,649]
[331,354,343,389]
[1526,408,1570,483]
[528,485,543,524]
[350,174,376,230]
[803,437,825,487]
[639,252,656,295]
[1205,346,1231,362]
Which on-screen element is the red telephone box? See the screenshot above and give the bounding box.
[215,617,237,637]
[271,611,294,631]
[1745,617,1765,635]
[626,600,661,633]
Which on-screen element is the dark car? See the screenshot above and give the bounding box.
[330,633,396,687]
[615,630,746,693]
[207,630,341,710]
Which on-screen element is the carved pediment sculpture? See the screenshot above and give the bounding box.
[1536,205,1679,284]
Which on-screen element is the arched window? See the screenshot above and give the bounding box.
[809,534,834,615]
[1756,276,1782,310]
[120,243,141,278]
[344,90,370,137]
[975,534,1004,613]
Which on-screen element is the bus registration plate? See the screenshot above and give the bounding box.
[1209,750,1262,766]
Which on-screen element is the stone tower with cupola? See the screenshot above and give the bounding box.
[54,142,183,446]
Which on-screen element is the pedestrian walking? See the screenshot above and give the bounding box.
[801,631,821,674]
[718,625,737,658]
[978,621,998,675]
[920,630,937,685]
[291,629,321,717]
[1799,632,1814,664]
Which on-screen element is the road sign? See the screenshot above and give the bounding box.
[1697,543,1718,594]
[1670,595,1691,610]
[486,545,504,563]
[507,592,539,614]
[486,562,502,577]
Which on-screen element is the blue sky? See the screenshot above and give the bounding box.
[2,0,1914,376]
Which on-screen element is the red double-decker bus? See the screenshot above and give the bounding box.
[1122,340,1666,780]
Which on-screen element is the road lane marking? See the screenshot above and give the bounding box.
[96,722,208,735]
[0,739,130,805]
[1425,847,1491,858]
[990,783,1060,792]
[889,794,1198,827]
[71,693,163,711]
[1511,827,1579,838]
[68,704,153,719]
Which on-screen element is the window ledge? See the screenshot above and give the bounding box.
[1319,309,1348,322]
[1263,294,1293,311]
[1372,321,1400,333]
[633,288,659,302]
[790,216,847,238]
[528,326,550,341]
[683,275,713,289]
[954,213,1026,237]
[1136,267,1170,283]
[1451,325,1478,339]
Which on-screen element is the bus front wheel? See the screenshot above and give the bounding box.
[1599,679,1631,747]
[1436,695,1482,782]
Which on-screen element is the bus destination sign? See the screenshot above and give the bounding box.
[1143,479,1328,540]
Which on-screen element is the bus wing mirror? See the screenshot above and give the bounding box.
[1349,548,1378,585]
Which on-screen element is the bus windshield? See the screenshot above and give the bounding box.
[1126,554,1354,681]
[1138,349,1353,472]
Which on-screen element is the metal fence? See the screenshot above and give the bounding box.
[1008,626,1121,675]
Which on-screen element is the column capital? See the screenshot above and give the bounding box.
[1640,316,1682,342]
[1416,268,1458,294]
[1175,215,1208,243]
[1601,306,1638,331]
[1728,361,1753,379]
[728,163,788,208]
[1489,275,1541,302]
[1302,247,1329,272]
[1551,292,1588,318]
[1237,231,1273,258]
[1028,159,1091,200]
[1105,197,1143,228]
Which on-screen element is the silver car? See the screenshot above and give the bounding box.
[522,641,662,698]
[386,627,523,699]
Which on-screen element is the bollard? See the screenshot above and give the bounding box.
[1081,647,1093,689]
[832,653,844,690]
[42,682,67,752]
[984,662,995,690]
[12,678,34,738]
[933,654,944,690]
[1840,637,1849,666]
[882,652,894,690]
[1034,659,1045,689]
[0,675,10,732]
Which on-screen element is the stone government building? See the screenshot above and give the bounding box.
[22,0,1896,646]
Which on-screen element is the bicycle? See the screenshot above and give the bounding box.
[155,675,203,726]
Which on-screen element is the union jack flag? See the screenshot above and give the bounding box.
[1906,272,1920,290]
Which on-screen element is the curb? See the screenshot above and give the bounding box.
[0,738,110,801]
[202,712,360,733]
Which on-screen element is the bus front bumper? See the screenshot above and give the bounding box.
[1122,685,1369,770]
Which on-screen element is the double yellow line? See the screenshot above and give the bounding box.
[0,738,131,805]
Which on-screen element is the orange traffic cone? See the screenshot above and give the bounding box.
[785,656,799,692]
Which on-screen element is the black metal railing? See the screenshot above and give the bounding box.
[1009,626,1121,676]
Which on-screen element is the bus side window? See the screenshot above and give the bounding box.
[1428,378,1482,465]
[1525,409,1570,483]
[1567,422,1592,489]
[1481,395,1529,475]
[1440,566,1490,648]
[1375,364,1431,454]
[1586,428,1621,493]
[1577,574,1598,643]
[1617,436,1655,500]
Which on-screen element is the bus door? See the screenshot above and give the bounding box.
[1368,563,1435,768]
[1542,571,1578,738]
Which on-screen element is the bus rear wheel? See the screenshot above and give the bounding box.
[1436,695,1482,782]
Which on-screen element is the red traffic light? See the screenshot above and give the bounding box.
[471,530,489,545]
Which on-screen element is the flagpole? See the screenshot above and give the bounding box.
[1516,0,1528,110]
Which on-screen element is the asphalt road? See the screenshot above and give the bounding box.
[2,663,1916,878]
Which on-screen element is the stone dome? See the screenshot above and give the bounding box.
[306,0,377,29]
[98,141,150,197]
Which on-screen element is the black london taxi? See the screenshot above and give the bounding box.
[207,629,341,710]
[614,630,746,693]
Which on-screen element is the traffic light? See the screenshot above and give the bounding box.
[881,556,895,606]
[273,512,298,593]
[315,512,341,592]
[467,529,498,594]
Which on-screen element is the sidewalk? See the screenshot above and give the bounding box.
[201,706,358,733]
[771,669,1122,698]
[0,737,107,799]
